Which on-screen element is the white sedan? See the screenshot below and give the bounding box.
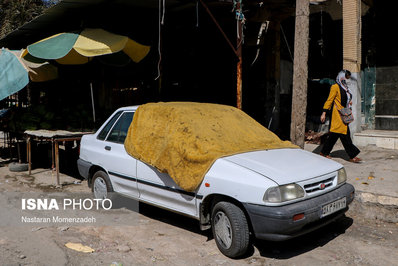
[78,105,355,258]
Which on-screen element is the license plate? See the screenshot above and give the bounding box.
[321,197,346,218]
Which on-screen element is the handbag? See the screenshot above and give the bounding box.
[335,104,354,124]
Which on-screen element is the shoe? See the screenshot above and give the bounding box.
[349,157,362,163]
[320,152,331,159]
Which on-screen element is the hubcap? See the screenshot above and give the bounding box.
[214,211,232,249]
[93,177,107,199]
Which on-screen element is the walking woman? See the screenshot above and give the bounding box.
[320,70,361,163]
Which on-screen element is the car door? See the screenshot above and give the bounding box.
[95,111,139,198]
[137,161,197,217]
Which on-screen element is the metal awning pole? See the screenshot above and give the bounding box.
[199,0,243,109]
[237,15,243,110]
[90,82,96,123]
[199,0,238,57]
[235,1,243,110]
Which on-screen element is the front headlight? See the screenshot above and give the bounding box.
[263,184,305,203]
[337,168,347,184]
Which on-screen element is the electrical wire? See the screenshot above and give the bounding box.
[155,0,165,80]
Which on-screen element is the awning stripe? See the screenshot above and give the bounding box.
[27,32,79,60]
[0,49,29,101]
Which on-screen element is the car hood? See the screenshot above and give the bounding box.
[222,148,342,185]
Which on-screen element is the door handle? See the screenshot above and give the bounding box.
[104,146,111,151]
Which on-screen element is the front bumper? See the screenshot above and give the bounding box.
[244,183,355,241]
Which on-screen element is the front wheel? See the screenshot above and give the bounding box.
[211,201,250,258]
[91,170,114,200]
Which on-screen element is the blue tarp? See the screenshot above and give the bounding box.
[0,49,29,101]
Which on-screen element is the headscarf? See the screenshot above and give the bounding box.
[336,70,352,108]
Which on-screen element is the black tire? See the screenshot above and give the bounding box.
[211,201,250,258]
[91,170,114,200]
[9,162,29,172]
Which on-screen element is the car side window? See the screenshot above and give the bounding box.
[97,111,122,140]
[106,112,134,144]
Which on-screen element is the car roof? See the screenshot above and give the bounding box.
[115,105,139,112]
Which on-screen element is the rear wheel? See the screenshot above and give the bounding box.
[211,201,250,258]
[91,170,113,200]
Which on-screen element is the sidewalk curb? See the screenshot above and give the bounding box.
[355,190,398,206]
[352,190,398,223]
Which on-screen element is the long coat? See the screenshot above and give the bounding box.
[323,83,348,135]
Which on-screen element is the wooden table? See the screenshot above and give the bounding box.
[25,130,91,186]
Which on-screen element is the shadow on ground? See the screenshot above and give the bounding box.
[253,215,353,259]
[108,193,354,260]
[109,194,209,238]
[310,144,350,161]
